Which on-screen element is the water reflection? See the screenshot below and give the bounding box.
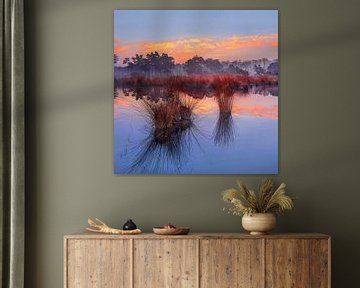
[248,85,278,96]
[114,85,278,174]
[125,94,203,173]
[214,90,235,146]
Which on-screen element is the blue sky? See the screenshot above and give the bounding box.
[114,10,278,44]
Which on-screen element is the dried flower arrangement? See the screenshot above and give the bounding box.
[222,178,294,216]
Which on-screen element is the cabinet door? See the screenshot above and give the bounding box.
[134,239,198,288]
[66,239,131,288]
[309,239,330,288]
[266,239,310,288]
[200,239,264,288]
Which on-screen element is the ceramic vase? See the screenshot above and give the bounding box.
[242,213,276,235]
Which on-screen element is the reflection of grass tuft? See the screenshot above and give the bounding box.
[213,92,236,146]
[214,111,235,146]
[127,95,202,174]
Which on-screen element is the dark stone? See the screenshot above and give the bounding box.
[123,219,137,230]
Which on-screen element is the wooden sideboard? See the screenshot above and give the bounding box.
[64,233,330,288]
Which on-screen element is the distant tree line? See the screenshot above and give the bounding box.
[114,51,277,76]
[121,52,175,75]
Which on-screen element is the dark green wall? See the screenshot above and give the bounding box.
[25,0,360,287]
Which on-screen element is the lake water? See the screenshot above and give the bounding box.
[114,86,278,174]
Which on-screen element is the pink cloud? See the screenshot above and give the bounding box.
[114,34,278,64]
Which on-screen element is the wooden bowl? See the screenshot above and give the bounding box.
[153,227,190,235]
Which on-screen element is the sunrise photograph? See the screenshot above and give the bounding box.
[114,10,278,174]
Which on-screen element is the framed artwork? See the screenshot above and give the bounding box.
[114,10,278,174]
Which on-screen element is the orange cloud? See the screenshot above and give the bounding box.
[114,34,278,63]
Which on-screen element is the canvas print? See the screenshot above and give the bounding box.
[114,10,278,174]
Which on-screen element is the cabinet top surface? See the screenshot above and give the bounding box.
[64,232,330,240]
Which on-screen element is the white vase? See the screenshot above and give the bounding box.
[242,213,276,235]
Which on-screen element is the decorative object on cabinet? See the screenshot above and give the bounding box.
[242,212,276,235]
[85,218,141,235]
[222,178,294,234]
[153,225,190,235]
[122,219,138,230]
